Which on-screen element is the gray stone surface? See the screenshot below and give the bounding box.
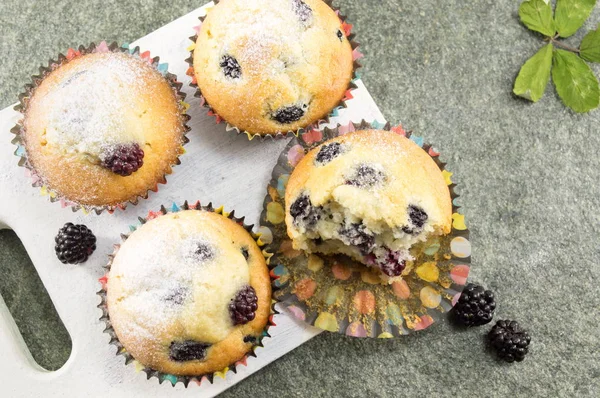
[1,0,599,396]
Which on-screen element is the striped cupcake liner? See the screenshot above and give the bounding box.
[258,120,472,337]
[10,41,191,215]
[97,200,278,387]
[184,0,363,141]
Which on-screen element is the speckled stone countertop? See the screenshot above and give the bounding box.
[1,0,599,396]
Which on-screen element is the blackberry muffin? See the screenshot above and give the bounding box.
[106,209,271,376]
[285,130,452,281]
[192,0,354,136]
[20,50,187,209]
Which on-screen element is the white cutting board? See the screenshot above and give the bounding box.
[0,2,385,397]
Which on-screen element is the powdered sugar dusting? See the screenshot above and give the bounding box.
[199,0,341,97]
[108,212,250,346]
[42,52,162,160]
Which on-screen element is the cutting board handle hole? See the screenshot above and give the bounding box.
[0,229,72,371]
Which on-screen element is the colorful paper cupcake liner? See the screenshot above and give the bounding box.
[97,200,278,387]
[10,41,192,215]
[258,120,471,338]
[184,0,363,141]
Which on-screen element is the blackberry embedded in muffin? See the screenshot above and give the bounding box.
[106,209,271,376]
[192,0,354,136]
[285,129,452,282]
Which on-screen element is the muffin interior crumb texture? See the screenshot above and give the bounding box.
[193,0,354,135]
[22,51,186,206]
[285,130,452,282]
[106,211,271,376]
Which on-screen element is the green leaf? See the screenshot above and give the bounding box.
[552,49,600,112]
[519,0,556,37]
[554,0,596,38]
[580,25,600,62]
[513,43,554,102]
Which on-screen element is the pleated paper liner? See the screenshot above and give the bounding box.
[10,41,191,215]
[184,0,363,141]
[257,120,471,337]
[97,201,278,387]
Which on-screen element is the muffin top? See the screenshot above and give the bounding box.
[193,0,354,135]
[22,51,186,207]
[106,209,271,376]
[285,130,453,241]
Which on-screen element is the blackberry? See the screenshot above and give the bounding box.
[402,205,428,234]
[220,54,242,79]
[488,320,531,363]
[102,143,144,176]
[453,283,496,326]
[346,164,386,188]
[273,105,305,124]
[369,249,406,277]
[315,142,345,165]
[243,335,257,343]
[408,205,428,228]
[291,0,312,25]
[339,223,375,255]
[290,193,320,228]
[337,29,344,41]
[169,340,209,362]
[194,242,214,261]
[379,258,406,277]
[163,287,188,305]
[241,247,249,261]
[54,223,96,264]
[229,285,258,325]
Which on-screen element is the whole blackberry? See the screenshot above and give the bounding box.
[488,320,531,363]
[54,223,96,264]
[272,105,305,124]
[453,283,496,326]
[229,285,258,325]
[102,143,144,176]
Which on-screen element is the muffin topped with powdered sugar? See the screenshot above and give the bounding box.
[192,0,354,136]
[285,130,452,282]
[19,49,187,209]
[106,209,271,376]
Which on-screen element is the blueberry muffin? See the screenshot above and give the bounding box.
[285,130,452,281]
[20,50,187,208]
[106,209,271,376]
[192,0,354,135]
